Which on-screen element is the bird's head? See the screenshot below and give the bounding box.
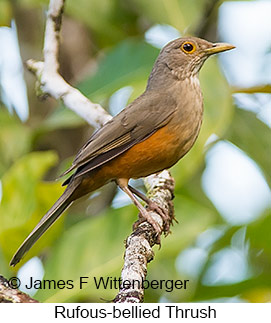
[147,36,235,89]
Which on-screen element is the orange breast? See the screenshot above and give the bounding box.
[99,124,182,180]
[77,118,201,198]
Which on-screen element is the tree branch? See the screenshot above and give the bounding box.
[26,0,112,128]
[114,171,175,303]
[194,0,220,40]
[0,276,38,303]
[25,0,176,303]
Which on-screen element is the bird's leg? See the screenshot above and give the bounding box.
[128,185,150,204]
[116,179,162,234]
[128,185,171,224]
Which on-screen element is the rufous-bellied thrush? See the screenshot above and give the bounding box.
[10,37,234,266]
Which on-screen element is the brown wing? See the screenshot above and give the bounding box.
[61,91,177,184]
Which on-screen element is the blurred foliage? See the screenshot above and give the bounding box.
[225,108,271,186]
[0,0,12,26]
[79,39,160,101]
[0,0,270,303]
[0,110,32,177]
[0,150,65,273]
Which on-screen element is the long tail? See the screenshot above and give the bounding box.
[10,183,79,267]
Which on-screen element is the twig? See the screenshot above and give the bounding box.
[194,0,220,39]
[0,276,38,303]
[26,0,112,128]
[25,0,176,303]
[232,84,271,94]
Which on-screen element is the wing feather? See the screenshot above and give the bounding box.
[61,91,177,182]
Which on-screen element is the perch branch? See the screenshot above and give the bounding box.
[26,0,112,128]
[25,0,176,303]
[114,171,175,302]
[0,276,38,303]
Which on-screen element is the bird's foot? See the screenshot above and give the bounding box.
[143,207,162,234]
[146,201,171,232]
[133,201,171,238]
[133,207,162,235]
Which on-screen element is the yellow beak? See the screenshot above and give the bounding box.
[204,42,235,55]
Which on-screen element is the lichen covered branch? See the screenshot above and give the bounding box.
[114,171,175,303]
[0,276,38,303]
[26,0,112,128]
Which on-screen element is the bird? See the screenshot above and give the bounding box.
[10,36,235,266]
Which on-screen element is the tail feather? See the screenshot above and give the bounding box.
[10,188,75,267]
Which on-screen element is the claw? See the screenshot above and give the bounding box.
[126,185,173,233]
[146,201,172,232]
[133,208,162,235]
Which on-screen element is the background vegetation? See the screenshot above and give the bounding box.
[0,0,270,302]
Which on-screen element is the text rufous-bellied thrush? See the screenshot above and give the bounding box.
[10,36,235,266]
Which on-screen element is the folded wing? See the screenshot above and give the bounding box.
[61,91,177,184]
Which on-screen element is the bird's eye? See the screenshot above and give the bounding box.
[181,42,196,54]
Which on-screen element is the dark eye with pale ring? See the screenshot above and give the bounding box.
[183,43,193,51]
[181,42,196,54]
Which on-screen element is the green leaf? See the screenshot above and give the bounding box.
[20,0,139,46]
[78,39,159,102]
[247,210,271,269]
[40,107,86,133]
[225,108,271,187]
[191,210,271,302]
[0,0,12,26]
[0,246,11,277]
[65,0,140,46]
[44,39,159,131]
[0,151,65,266]
[131,0,207,32]
[0,110,32,177]
[194,275,271,301]
[35,205,137,302]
